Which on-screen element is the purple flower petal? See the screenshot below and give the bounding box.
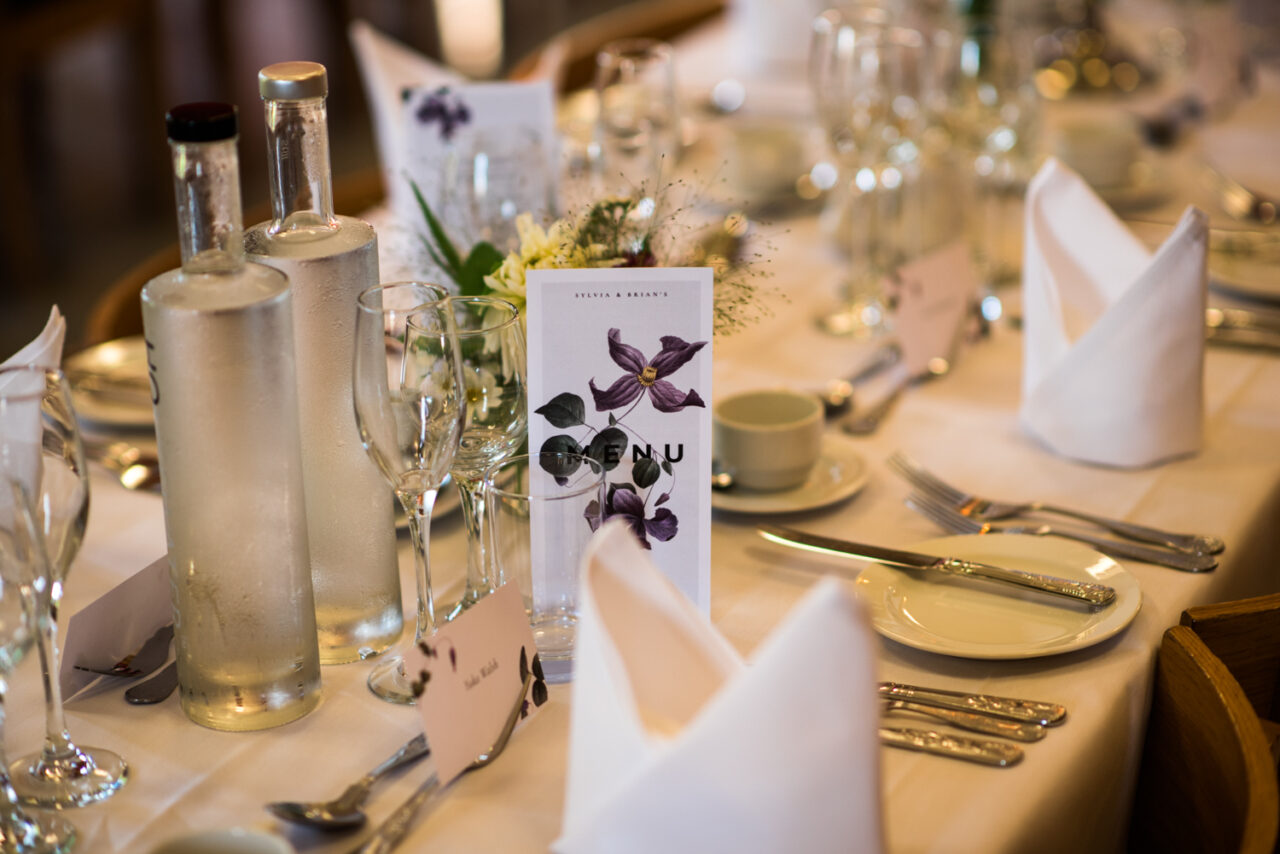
[609,488,646,517]
[644,508,678,542]
[589,374,644,411]
[648,336,707,378]
[647,380,706,413]
[605,328,647,373]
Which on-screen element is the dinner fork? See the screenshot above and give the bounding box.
[888,451,1224,556]
[905,491,1219,572]
[353,672,532,854]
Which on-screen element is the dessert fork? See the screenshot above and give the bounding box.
[888,451,1224,556]
[906,492,1219,572]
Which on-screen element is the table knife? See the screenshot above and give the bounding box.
[879,726,1024,767]
[878,682,1067,726]
[758,525,1117,607]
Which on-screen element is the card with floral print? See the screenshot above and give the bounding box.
[526,267,714,611]
[400,80,557,243]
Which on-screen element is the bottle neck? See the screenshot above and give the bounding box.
[170,137,246,274]
[264,97,337,239]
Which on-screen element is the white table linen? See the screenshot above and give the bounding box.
[13,205,1280,853]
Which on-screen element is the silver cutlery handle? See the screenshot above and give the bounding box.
[338,734,430,813]
[353,774,445,854]
[1036,527,1218,572]
[1038,503,1223,556]
[878,683,1066,726]
[944,559,1116,606]
[879,727,1023,766]
[886,700,1045,742]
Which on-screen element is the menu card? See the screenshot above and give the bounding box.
[400,80,558,239]
[526,267,713,611]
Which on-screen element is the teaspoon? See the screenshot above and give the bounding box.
[268,734,430,831]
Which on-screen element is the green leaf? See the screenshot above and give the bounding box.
[519,647,529,682]
[632,457,661,489]
[608,412,617,426]
[660,457,673,475]
[458,242,505,297]
[587,427,628,471]
[540,435,583,463]
[411,179,463,277]
[535,393,586,428]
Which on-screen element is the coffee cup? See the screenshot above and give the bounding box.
[713,390,824,491]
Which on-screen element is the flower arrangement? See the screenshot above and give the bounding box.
[411,180,776,335]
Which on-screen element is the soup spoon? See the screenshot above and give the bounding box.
[267,734,430,830]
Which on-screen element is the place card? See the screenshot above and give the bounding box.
[526,267,714,611]
[407,584,544,784]
[60,554,171,700]
[886,240,980,373]
[400,80,557,238]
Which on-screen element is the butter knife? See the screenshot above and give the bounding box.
[879,726,1024,767]
[758,526,1117,607]
[882,699,1046,742]
[878,682,1066,726]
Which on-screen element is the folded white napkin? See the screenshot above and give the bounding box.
[349,20,463,223]
[1,306,65,375]
[0,306,66,509]
[555,520,883,854]
[1020,159,1207,468]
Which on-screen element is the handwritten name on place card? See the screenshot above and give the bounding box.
[407,584,543,783]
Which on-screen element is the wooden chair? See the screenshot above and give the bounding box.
[1128,622,1280,854]
[1181,593,1280,767]
[83,166,387,348]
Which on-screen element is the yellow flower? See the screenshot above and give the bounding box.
[483,214,629,321]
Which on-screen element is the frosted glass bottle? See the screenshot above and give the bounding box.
[245,62,402,665]
[141,102,321,731]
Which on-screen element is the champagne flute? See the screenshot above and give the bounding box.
[809,12,930,337]
[0,473,74,850]
[0,366,128,807]
[354,283,465,704]
[593,38,680,198]
[438,297,527,619]
[465,128,556,253]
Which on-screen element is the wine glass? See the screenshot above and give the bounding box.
[809,12,931,336]
[354,283,466,704]
[437,297,527,620]
[0,473,75,850]
[593,38,680,199]
[465,128,556,253]
[0,366,128,807]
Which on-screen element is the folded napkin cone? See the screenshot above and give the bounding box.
[555,520,884,854]
[1020,158,1207,468]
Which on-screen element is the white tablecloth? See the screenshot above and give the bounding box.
[13,19,1280,854]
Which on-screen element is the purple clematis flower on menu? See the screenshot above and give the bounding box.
[586,486,677,550]
[589,328,707,413]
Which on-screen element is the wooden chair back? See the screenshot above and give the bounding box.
[1128,624,1279,854]
[1181,592,1280,765]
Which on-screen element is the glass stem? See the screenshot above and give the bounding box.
[34,595,79,766]
[0,679,38,836]
[456,476,491,605]
[400,489,438,644]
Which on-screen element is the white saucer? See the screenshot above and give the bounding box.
[854,534,1141,660]
[65,336,155,431]
[711,432,869,515]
